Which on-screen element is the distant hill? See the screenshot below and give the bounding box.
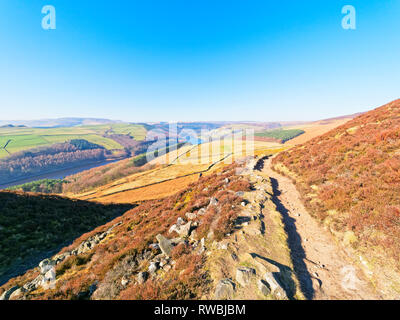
[273,99,400,286]
[0,118,121,128]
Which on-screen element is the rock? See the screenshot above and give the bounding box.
[163,265,172,272]
[209,197,219,206]
[168,224,179,234]
[148,261,159,274]
[235,191,245,197]
[224,178,230,184]
[214,279,236,300]
[121,277,129,286]
[178,221,192,237]
[149,243,160,250]
[258,280,271,296]
[198,208,206,216]
[241,201,247,207]
[159,258,168,267]
[264,272,287,299]
[176,217,185,226]
[190,230,198,240]
[236,267,256,286]
[44,268,56,282]
[0,286,19,300]
[137,272,148,284]
[156,234,173,257]
[185,212,197,220]
[9,288,24,300]
[39,258,55,275]
[207,230,214,240]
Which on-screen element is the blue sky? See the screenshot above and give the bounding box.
[0,0,399,122]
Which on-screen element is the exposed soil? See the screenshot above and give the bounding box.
[260,156,381,300]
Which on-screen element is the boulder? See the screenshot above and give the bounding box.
[39,258,55,275]
[235,267,256,286]
[214,279,236,300]
[0,286,19,301]
[9,288,24,300]
[178,221,192,237]
[198,208,206,216]
[257,280,271,296]
[148,261,159,274]
[156,234,173,257]
[264,272,287,299]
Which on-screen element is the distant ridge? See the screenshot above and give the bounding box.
[0,118,122,128]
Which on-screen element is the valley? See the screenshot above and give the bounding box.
[1,104,399,300]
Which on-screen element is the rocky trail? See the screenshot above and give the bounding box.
[259,156,380,300]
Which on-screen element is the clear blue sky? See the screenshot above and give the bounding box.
[0,0,399,122]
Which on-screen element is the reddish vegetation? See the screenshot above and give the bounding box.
[1,163,251,299]
[273,99,400,263]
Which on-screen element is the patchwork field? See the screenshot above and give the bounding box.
[0,124,147,158]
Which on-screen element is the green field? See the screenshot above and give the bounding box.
[0,123,147,158]
[255,128,305,143]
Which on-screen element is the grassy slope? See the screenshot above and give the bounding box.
[0,191,133,285]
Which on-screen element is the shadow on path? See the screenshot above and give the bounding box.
[269,176,315,300]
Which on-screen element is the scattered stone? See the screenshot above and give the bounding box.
[163,265,172,272]
[177,217,185,226]
[185,212,197,220]
[156,234,173,257]
[236,267,256,286]
[178,221,192,237]
[235,191,245,197]
[241,201,247,207]
[214,279,236,300]
[198,208,206,216]
[137,272,148,284]
[258,280,271,296]
[224,178,230,184]
[231,253,238,261]
[209,197,219,206]
[121,277,129,286]
[148,261,159,274]
[264,272,287,299]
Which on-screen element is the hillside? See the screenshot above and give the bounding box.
[272,99,400,294]
[0,192,132,286]
[0,157,305,300]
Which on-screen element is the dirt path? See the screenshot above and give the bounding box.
[260,156,380,300]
